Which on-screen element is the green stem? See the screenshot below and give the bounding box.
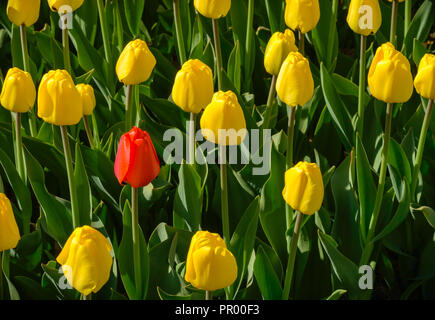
[125,85,133,131]
[19,24,37,137]
[13,113,27,195]
[0,252,3,300]
[97,0,113,65]
[219,144,230,246]
[245,0,254,89]
[390,0,398,45]
[286,106,296,170]
[282,210,303,300]
[60,126,79,229]
[404,0,412,34]
[205,290,213,300]
[263,75,277,129]
[358,35,367,140]
[411,99,433,202]
[62,20,72,74]
[83,116,95,149]
[132,187,142,299]
[173,0,187,65]
[298,30,305,56]
[212,19,223,90]
[360,103,394,266]
[285,106,296,251]
[326,0,339,67]
[189,113,196,164]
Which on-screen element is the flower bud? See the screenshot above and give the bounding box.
[414,54,435,101]
[194,0,231,19]
[47,0,84,12]
[185,231,238,292]
[116,39,157,86]
[346,0,382,36]
[1,67,36,113]
[37,70,83,126]
[200,91,247,146]
[264,30,298,76]
[56,226,113,296]
[276,52,314,107]
[282,162,324,215]
[114,126,160,189]
[284,0,320,34]
[76,84,96,116]
[368,42,414,103]
[0,193,21,252]
[7,0,40,27]
[172,59,214,114]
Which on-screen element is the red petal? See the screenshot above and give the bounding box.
[114,134,131,185]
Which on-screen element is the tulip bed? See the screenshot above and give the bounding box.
[0,0,435,301]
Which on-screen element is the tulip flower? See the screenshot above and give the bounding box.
[114,127,160,189]
[264,30,298,76]
[414,54,435,101]
[276,52,314,108]
[200,91,247,146]
[193,0,231,19]
[282,162,324,215]
[368,42,414,104]
[284,0,320,34]
[172,59,214,114]
[0,67,36,113]
[56,226,113,296]
[7,0,40,27]
[47,0,84,12]
[76,84,96,116]
[116,39,157,86]
[281,162,324,300]
[346,0,382,36]
[38,70,83,126]
[411,54,435,202]
[185,231,237,295]
[0,193,21,252]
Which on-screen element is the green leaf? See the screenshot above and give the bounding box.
[118,201,149,300]
[320,63,354,150]
[253,245,283,300]
[403,0,434,55]
[413,38,427,67]
[124,0,145,36]
[230,196,260,299]
[388,138,412,185]
[325,289,347,300]
[264,0,284,34]
[356,135,377,242]
[25,148,72,245]
[173,163,203,232]
[411,205,435,230]
[318,230,361,299]
[74,143,92,227]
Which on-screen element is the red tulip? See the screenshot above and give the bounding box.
[114,127,160,188]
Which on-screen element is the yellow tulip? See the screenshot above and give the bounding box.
[171,59,214,114]
[284,0,320,34]
[185,231,237,292]
[346,0,382,36]
[276,52,314,107]
[414,54,435,101]
[194,0,231,19]
[264,30,298,76]
[0,193,21,252]
[47,0,84,12]
[7,0,40,27]
[0,67,36,113]
[56,225,113,296]
[200,91,247,146]
[76,84,96,116]
[282,162,324,215]
[116,39,157,86]
[368,42,414,103]
[37,69,83,126]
